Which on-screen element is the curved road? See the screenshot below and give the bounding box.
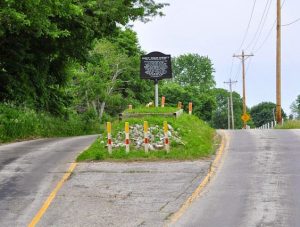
[174,129,300,227]
[0,135,97,226]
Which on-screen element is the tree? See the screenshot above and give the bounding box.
[160,54,216,122]
[250,102,286,127]
[172,54,215,92]
[160,82,216,122]
[291,95,300,119]
[0,0,167,113]
[69,29,153,122]
[210,88,244,129]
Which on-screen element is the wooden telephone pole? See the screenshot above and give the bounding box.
[233,51,253,129]
[224,79,238,129]
[276,0,282,124]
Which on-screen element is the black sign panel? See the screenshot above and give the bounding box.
[140,52,172,80]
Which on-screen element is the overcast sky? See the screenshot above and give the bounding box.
[133,0,300,114]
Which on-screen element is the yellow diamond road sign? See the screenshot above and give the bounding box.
[241,113,250,122]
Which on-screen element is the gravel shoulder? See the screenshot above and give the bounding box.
[38,160,213,227]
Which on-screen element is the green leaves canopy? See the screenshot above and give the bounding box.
[0,0,167,113]
[291,95,300,119]
[250,102,286,127]
[172,53,215,92]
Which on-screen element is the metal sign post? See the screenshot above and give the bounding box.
[140,52,172,107]
[154,80,159,107]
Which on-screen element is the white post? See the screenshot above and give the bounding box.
[271,121,274,129]
[155,80,159,107]
[125,122,130,153]
[144,121,149,154]
[107,122,112,155]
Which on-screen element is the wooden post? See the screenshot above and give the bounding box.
[189,102,192,115]
[276,0,282,124]
[161,96,165,107]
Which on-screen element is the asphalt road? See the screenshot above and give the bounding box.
[173,129,300,227]
[0,135,97,226]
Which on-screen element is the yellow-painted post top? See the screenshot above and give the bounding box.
[163,121,168,133]
[125,122,130,133]
[144,121,149,133]
[107,122,111,133]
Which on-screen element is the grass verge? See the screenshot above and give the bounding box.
[275,120,300,129]
[0,104,100,143]
[77,114,216,161]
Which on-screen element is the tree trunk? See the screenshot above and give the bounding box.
[99,101,106,123]
[85,90,90,109]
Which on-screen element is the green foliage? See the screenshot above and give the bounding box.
[160,82,216,122]
[172,54,215,92]
[0,0,167,113]
[250,102,286,127]
[68,29,153,122]
[159,54,216,122]
[76,114,216,161]
[291,95,300,119]
[275,120,300,129]
[0,103,99,143]
[210,88,244,129]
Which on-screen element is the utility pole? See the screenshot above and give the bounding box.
[233,51,254,129]
[276,0,282,124]
[227,97,231,130]
[224,79,238,129]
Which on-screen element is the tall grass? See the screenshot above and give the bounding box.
[0,104,99,143]
[276,120,300,129]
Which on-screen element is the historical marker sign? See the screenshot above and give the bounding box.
[140,52,172,80]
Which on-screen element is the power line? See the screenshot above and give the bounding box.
[227,58,234,79]
[233,61,242,82]
[253,0,286,53]
[246,58,253,74]
[237,0,257,52]
[224,79,238,129]
[253,19,276,53]
[251,0,273,52]
[282,17,300,26]
[245,0,271,51]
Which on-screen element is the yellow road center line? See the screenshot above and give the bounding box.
[28,162,77,227]
[167,132,229,225]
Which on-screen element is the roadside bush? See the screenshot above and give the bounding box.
[0,103,99,143]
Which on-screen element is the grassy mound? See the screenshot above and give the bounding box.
[77,113,216,161]
[275,120,300,129]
